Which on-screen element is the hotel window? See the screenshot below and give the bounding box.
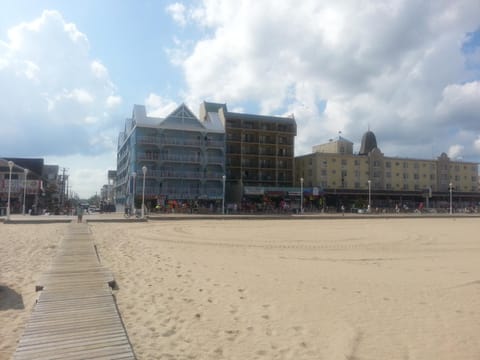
[403,173,409,179]
[414,173,419,180]
[385,162,391,168]
[403,162,408,168]
[354,159,360,166]
[403,184,409,190]
[386,172,391,178]
[341,159,347,166]
[386,183,392,189]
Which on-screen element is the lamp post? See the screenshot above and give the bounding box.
[300,177,304,214]
[222,175,226,215]
[23,168,29,215]
[131,171,137,215]
[141,166,147,218]
[449,182,453,215]
[7,161,14,220]
[367,179,371,213]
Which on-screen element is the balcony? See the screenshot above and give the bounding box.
[207,156,224,165]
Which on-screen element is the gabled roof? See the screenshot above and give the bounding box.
[161,103,205,130]
[203,101,228,114]
[203,111,225,132]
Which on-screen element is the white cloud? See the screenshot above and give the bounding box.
[144,93,178,117]
[0,10,121,157]
[91,60,108,79]
[448,144,465,159]
[170,0,480,160]
[166,3,187,26]
[106,95,122,109]
[474,136,480,152]
[435,81,480,129]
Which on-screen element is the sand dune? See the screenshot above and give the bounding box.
[2,218,480,359]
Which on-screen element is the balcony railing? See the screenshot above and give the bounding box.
[141,170,225,180]
[137,136,224,148]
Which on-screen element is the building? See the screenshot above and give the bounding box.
[295,131,479,211]
[115,103,226,211]
[0,158,62,215]
[200,102,297,204]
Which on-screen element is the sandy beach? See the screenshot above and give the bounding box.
[1,217,480,359]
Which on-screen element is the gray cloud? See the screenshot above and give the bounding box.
[168,0,480,161]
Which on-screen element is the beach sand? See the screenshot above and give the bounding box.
[2,218,480,359]
[0,223,64,359]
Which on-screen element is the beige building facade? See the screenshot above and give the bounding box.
[295,131,479,209]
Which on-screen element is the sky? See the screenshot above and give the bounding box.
[1,0,479,198]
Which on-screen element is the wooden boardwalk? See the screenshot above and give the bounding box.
[14,223,136,360]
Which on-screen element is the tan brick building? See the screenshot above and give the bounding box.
[295,131,479,210]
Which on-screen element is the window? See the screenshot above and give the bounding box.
[341,159,347,166]
[385,162,391,168]
[354,159,360,166]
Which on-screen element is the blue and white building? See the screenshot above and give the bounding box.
[115,103,226,210]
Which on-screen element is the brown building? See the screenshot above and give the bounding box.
[200,102,297,203]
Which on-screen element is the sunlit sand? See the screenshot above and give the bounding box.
[1,218,480,359]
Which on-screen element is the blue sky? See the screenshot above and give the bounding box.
[1,1,479,197]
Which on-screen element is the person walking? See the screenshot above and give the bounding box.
[77,205,84,223]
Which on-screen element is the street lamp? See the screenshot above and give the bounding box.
[23,168,29,215]
[131,171,137,215]
[7,161,14,220]
[367,179,371,213]
[141,166,147,218]
[449,182,453,215]
[222,175,226,215]
[300,177,304,214]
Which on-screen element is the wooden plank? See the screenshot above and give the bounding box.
[13,223,136,360]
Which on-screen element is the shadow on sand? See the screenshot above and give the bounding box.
[0,285,25,310]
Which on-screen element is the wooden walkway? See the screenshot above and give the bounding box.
[14,223,136,360]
